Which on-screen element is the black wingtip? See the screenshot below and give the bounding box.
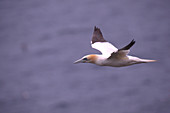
[94,26,99,31]
[92,26,106,44]
[119,39,136,50]
[131,39,136,45]
[94,26,96,29]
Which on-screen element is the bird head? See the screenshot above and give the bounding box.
[74,54,97,64]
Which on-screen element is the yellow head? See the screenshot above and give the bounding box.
[74,54,98,64]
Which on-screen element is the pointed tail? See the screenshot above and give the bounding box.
[140,59,157,63]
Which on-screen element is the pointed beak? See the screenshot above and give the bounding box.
[74,59,83,64]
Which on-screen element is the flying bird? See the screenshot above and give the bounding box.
[74,26,156,67]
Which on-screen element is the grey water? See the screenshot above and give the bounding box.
[0,0,170,113]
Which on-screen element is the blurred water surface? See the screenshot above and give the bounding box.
[0,0,170,113]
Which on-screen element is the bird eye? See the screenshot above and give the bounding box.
[83,58,88,61]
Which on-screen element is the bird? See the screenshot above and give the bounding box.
[74,26,156,67]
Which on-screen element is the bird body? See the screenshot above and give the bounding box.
[74,26,156,67]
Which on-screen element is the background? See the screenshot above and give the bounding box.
[0,0,170,113]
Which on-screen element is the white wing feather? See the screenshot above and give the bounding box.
[91,42,118,58]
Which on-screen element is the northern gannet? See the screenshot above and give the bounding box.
[74,26,156,67]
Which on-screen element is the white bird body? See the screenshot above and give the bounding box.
[74,26,156,67]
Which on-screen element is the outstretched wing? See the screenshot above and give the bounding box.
[91,26,118,58]
[118,39,135,51]
[108,39,136,59]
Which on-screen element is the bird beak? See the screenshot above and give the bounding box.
[74,59,83,64]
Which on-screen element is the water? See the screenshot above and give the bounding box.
[0,0,170,113]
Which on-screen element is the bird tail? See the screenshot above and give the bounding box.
[139,59,157,63]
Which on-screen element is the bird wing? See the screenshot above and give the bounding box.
[91,26,118,58]
[108,39,136,59]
